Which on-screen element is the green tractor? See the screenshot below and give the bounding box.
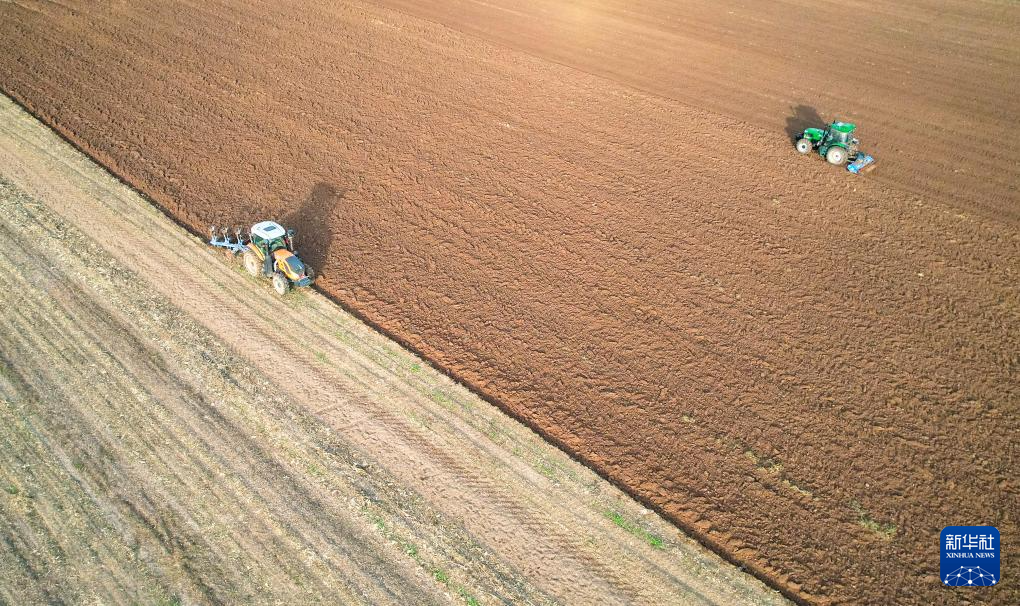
[795,121,875,173]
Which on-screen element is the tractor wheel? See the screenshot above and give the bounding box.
[243,250,261,277]
[826,146,847,166]
[795,138,812,154]
[272,272,290,295]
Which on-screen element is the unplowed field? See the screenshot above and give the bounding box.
[2,1,1017,604]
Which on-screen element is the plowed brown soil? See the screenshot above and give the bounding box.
[374,0,1020,223]
[1,1,1017,604]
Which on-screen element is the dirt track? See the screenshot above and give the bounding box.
[0,96,784,605]
[1,1,1018,604]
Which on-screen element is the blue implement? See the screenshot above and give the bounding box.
[209,225,249,254]
[847,154,875,174]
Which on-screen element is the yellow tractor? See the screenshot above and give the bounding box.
[209,221,314,295]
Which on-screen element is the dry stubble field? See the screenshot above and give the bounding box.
[1,0,1018,604]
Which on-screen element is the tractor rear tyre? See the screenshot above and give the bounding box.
[272,272,290,295]
[826,146,847,165]
[243,250,261,277]
[795,138,812,154]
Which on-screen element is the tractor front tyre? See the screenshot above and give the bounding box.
[795,138,812,154]
[826,146,847,166]
[272,272,290,295]
[243,250,261,277]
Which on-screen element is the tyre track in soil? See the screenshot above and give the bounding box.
[0,97,786,605]
[0,263,435,604]
[1,1,1018,604]
[0,190,440,604]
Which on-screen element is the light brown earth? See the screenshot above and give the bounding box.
[0,96,787,606]
[1,1,1018,604]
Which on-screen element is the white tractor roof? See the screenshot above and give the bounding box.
[251,221,286,240]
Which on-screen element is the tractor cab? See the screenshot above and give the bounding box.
[250,221,291,255]
[248,220,300,283]
[824,122,856,146]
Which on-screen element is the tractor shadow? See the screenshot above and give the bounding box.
[785,105,825,143]
[283,182,345,274]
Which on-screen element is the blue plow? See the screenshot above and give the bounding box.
[847,153,876,175]
[209,225,249,254]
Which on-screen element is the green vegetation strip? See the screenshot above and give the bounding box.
[604,509,665,550]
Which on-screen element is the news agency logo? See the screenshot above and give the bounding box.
[941,526,999,587]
